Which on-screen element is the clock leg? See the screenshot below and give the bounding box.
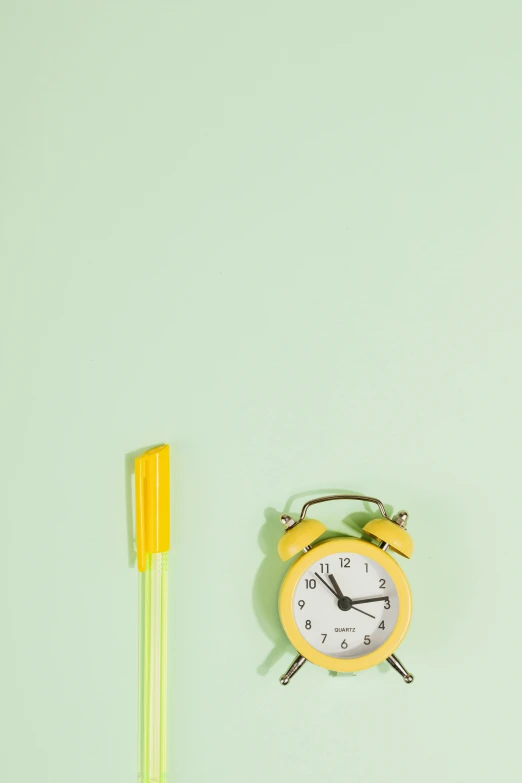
[387,653,414,683]
[280,654,307,685]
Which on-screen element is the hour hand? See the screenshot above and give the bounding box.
[328,574,344,600]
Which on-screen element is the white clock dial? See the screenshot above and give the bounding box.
[292,551,400,658]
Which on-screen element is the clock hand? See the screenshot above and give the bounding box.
[351,596,389,605]
[351,605,376,619]
[328,574,344,600]
[316,572,376,618]
[314,572,338,598]
[328,574,376,615]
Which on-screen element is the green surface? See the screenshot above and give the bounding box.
[2,2,521,781]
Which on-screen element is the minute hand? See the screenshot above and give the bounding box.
[351,596,389,605]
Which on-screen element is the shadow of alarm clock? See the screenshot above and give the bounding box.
[277,494,415,686]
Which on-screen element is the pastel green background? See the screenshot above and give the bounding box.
[2,1,521,781]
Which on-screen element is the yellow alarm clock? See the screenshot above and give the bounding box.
[277,494,414,686]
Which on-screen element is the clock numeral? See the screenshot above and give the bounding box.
[305,578,317,589]
[341,639,348,649]
[298,600,305,610]
[364,562,369,573]
[305,620,312,630]
[321,634,327,644]
[379,621,385,630]
[319,563,330,573]
[364,635,371,645]
[339,557,350,568]
[379,578,386,589]
[384,598,390,609]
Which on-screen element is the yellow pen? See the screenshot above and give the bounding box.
[135,445,170,783]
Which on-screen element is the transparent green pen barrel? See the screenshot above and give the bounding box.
[139,553,168,783]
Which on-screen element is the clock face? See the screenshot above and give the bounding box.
[292,550,400,658]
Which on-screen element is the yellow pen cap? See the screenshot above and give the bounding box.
[135,444,170,572]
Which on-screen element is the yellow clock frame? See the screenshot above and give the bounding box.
[279,537,412,673]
